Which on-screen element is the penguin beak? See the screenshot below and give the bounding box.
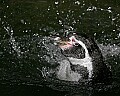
[59,36,76,50]
[54,36,78,50]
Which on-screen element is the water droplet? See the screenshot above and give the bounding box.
[83,3,85,6]
[117,14,120,16]
[48,8,50,11]
[94,33,96,36]
[4,15,6,18]
[75,1,80,5]
[115,62,118,65]
[108,7,112,9]
[112,18,116,21]
[62,1,65,3]
[2,21,4,24]
[115,37,118,40]
[87,6,97,11]
[82,13,85,15]
[118,33,120,38]
[21,19,27,24]
[61,11,64,13]
[25,30,28,33]
[72,20,76,24]
[113,30,115,32]
[20,20,25,24]
[72,10,74,13]
[58,20,62,24]
[102,31,104,34]
[55,1,59,5]
[107,9,112,13]
[57,12,59,15]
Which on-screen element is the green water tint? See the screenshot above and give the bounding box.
[0,0,120,40]
[0,0,120,96]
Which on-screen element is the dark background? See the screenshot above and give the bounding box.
[0,0,120,96]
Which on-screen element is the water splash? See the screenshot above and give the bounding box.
[98,43,120,58]
[3,25,21,57]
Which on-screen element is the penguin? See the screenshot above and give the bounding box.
[53,31,112,84]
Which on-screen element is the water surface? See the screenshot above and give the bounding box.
[0,0,120,96]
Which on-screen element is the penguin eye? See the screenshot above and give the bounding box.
[71,38,74,42]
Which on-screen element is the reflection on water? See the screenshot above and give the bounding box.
[0,0,120,96]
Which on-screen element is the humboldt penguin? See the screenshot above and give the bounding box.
[53,31,112,84]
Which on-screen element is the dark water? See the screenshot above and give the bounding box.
[0,0,120,96]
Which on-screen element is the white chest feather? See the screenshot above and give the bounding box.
[56,36,93,81]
